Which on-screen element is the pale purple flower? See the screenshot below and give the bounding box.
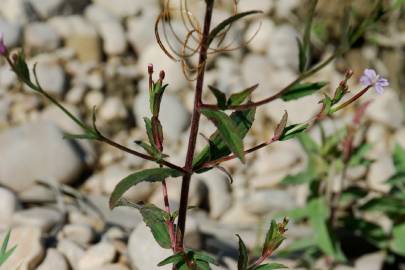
[360,68,389,95]
[0,32,6,55]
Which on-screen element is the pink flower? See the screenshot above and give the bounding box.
[0,32,7,55]
[360,68,389,95]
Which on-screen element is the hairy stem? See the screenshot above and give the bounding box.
[175,0,215,250]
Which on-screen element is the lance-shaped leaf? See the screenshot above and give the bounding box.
[227,84,258,106]
[262,219,288,256]
[390,223,405,256]
[0,230,17,266]
[193,108,255,170]
[281,82,327,101]
[109,168,183,209]
[208,85,227,109]
[393,144,405,172]
[14,51,31,83]
[308,198,345,261]
[273,111,288,141]
[253,263,288,270]
[208,10,262,46]
[140,204,172,249]
[298,0,318,73]
[158,253,184,266]
[201,109,245,163]
[279,123,309,141]
[236,235,248,270]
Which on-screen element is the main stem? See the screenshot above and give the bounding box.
[175,0,214,250]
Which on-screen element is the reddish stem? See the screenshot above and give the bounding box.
[175,0,215,251]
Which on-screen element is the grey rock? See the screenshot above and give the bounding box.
[24,22,61,51]
[354,252,385,270]
[37,248,69,270]
[34,61,66,96]
[99,97,127,122]
[60,224,95,246]
[0,19,22,47]
[18,184,56,203]
[0,226,44,270]
[0,188,20,229]
[238,0,274,13]
[266,24,299,70]
[0,65,17,89]
[57,239,85,270]
[93,0,159,18]
[245,19,275,53]
[133,91,190,141]
[0,121,86,192]
[0,0,32,24]
[28,0,64,19]
[128,222,172,270]
[96,265,129,270]
[242,190,297,215]
[198,170,232,219]
[78,241,116,270]
[366,90,404,129]
[49,16,101,63]
[367,155,395,193]
[13,207,64,232]
[99,22,127,56]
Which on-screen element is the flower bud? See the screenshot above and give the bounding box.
[0,32,7,55]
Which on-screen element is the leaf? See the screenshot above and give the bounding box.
[281,170,316,185]
[109,168,183,209]
[0,230,17,266]
[193,250,217,265]
[262,219,288,255]
[281,82,327,101]
[253,263,288,270]
[208,11,262,46]
[390,223,405,256]
[341,217,387,249]
[279,123,309,141]
[297,37,306,73]
[298,133,319,155]
[348,143,372,166]
[158,253,184,266]
[208,86,227,109]
[308,198,345,261]
[227,84,258,106]
[63,132,98,140]
[339,187,368,206]
[360,196,405,216]
[273,111,288,141]
[386,172,405,186]
[144,117,157,149]
[393,144,405,172]
[298,0,318,72]
[14,51,30,83]
[193,108,255,171]
[201,109,245,163]
[236,235,248,270]
[140,204,172,249]
[134,140,167,160]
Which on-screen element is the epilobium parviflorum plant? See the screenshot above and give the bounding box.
[0,0,391,269]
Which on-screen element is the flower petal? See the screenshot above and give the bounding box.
[374,84,384,95]
[360,75,372,86]
[377,78,389,87]
[364,68,377,79]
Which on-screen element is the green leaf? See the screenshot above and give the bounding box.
[360,196,405,216]
[273,111,288,141]
[298,133,319,155]
[298,0,318,73]
[109,168,183,209]
[14,51,31,83]
[281,82,327,101]
[386,172,405,186]
[208,11,262,46]
[262,219,288,255]
[193,108,255,170]
[140,204,172,249]
[253,263,288,270]
[144,117,157,149]
[339,187,368,206]
[281,170,316,185]
[277,237,317,257]
[193,250,217,265]
[393,144,405,172]
[297,38,306,74]
[201,109,245,163]
[279,123,309,141]
[158,253,184,266]
[236,235,248,270]
[208,86,227,109]
[348,143,372,166]
[63,132,98,140]
[308,198,345,261]
[0,230,17,266]
[134,141,167,160]
[227,84,258,107]
[390,223,405,256]
[275,207,308,222]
